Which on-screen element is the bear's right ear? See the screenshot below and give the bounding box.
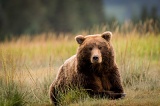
[75,35,85,44]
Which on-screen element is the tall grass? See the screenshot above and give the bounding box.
[0,31,160,105]
[0,50,27,106]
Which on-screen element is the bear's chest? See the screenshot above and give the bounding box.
[93,74,111,91]
[92,74,103,91]
[83,73,111,92]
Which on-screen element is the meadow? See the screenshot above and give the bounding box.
[0,29,160,106]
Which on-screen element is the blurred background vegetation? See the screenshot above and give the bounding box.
[0,0,160,40]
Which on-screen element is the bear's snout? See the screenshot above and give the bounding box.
[93,55,99,61]
[91,48,102,64]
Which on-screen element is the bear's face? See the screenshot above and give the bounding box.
[75,31,112,65]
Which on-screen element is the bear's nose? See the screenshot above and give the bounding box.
[93,56,99,61]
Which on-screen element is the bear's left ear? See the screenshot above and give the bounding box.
[101,31,112,41]
[75,35,85,44]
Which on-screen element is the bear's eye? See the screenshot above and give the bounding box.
[98,46,102,50]
[89,47,93,50]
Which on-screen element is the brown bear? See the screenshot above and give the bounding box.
[49,31,125,105]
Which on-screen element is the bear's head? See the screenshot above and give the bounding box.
[75,31,114,66]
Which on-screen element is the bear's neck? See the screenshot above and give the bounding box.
[77,57,114,75]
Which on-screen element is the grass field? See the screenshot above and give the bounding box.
[0,31,160,106]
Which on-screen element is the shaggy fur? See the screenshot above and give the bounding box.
[49,31,125,105]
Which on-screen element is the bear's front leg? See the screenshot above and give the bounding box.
[85,89,125,99]
[100,67,125,99]
[103,91,126,99]
[107,68,125,99]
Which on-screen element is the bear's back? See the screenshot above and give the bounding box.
[55,55,78,85]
